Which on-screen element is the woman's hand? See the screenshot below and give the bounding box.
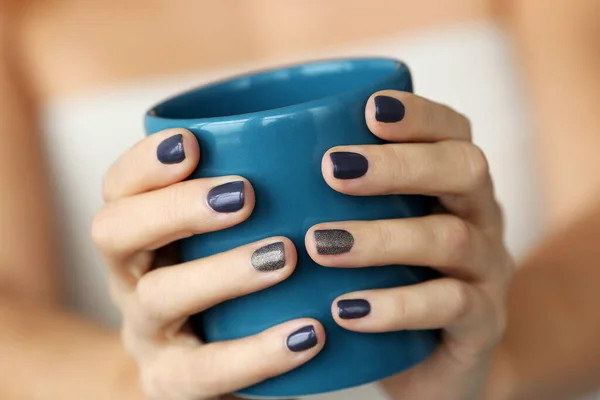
[91,129,325,400]
[307,91,514,400]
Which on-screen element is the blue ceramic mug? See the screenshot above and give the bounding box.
[145,58,439,398]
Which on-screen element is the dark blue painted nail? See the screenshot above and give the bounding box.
[337,299,371,319]
[374,95,405,123]
[207,181,245,213]
[157,134,185,164]
[330,152,368,179]
[287,325,318,352]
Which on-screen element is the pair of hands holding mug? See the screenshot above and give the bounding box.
[92,90,514,400]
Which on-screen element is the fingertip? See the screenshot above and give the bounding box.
[331,293,374,332]
[194,318,325,395]
[155,128,199,168]
[283,318,326,356]
[281,237,298,273]
[103,128,202,202]
[304,226,317,257]
[365,90,411,141]
[365,93,378,129]
[206,176,255,219]
[239,178,256,217]
[321,147,369,195]
[179,128,201,165]
[321,150,344,194]
[249,236,297,278]
[321,150,334,182]
[304,223,356,266]
[303,225,334,266]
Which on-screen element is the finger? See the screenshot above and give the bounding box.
[92,177,254,261]
[306,215,493,280]
[323,141,490,196]
[332,278,492,337]
[130,238,297,335]
[322,141,500,227]
[365,90,471,142]
[146,319,325,399]
[103,128,200,202]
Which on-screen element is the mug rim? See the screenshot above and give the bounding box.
[145,57,407,124]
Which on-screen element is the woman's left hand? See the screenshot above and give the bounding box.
[305,90,514,400]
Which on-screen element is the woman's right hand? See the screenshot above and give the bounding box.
[91,129,325,400]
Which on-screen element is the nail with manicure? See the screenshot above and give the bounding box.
[287,325,318,352]
[374,95,406,123]
[207,181,245,213]
[251,242,286,272]
[157,134,185,164]
[330,152,368,180]
[337,299,371,319]
[314,229,354,255]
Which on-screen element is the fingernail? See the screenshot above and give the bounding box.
[330,152,368,180]
[251,242,285,272]
[374,95,405,123]
[287,325,318,352]
[314,229,354,255]
[207,181,245,213]
[337,299,371,319]
[157,134,185,164]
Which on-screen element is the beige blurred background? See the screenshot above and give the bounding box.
[16,0,498,99]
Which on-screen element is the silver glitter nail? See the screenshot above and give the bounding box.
[251,242,286,272]
[314,229,354,255]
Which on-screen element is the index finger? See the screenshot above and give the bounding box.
[365,90,472,142]
[102,128,200,202]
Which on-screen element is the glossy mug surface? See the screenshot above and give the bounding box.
[145,58,439,398]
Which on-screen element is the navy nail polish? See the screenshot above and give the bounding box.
[374,95,405,123]
[287,325,318,352]
[207,181,245,213]
[330,152,368,180]
[337,299,371,319]
[157,134,185,164]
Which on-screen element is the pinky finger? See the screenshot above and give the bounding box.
[332,278,489,335]
[143,319,325,399]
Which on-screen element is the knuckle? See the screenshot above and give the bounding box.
[440,216,472,266]
[189,352,229,396]
[108,277,125,309]
[120,322,139,356]
[139,363,171,400]
[254,333,282,377]
[101,172,116,203]
[376,221,396,259]
[388,145,413,188]
[445,280,473,323]
[462,144,490,191]
[478,295,507,347]
[456,112,473,140]
[90,209,113,252]
[392,290,410,324]
[419,98,437,134]
[102,174,116,203]
[162,183,192,226]
[135,274,167,325]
